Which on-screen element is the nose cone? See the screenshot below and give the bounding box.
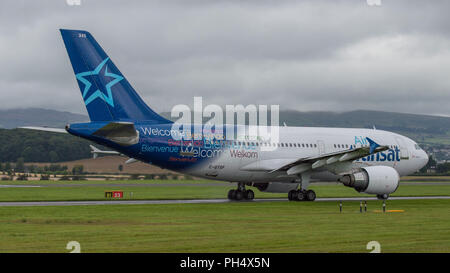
[416,150,429,170]
[421,150,429,169]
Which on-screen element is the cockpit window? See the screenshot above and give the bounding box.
[414,144,421,150]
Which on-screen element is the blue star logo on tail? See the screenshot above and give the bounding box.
[75,57,123,107]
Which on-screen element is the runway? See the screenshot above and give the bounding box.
[0,196,449,207]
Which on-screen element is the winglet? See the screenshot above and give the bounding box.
[366,137,380,154]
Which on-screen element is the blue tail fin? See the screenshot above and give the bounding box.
[60,29,171,123]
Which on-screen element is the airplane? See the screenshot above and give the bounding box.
[23,29,429,201]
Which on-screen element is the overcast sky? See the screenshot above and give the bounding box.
[0,0,449,116]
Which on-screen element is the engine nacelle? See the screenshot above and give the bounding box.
[251,182,299,193]
[340,166,400,195]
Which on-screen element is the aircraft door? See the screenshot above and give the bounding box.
[395,137,409,160]
[317,140,326,155]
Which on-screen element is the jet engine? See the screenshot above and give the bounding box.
[251,182,299,193]
[340,166,399,195]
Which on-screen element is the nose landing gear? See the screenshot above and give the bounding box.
[377,194,389,200]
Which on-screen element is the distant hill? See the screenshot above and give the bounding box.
[278,110,450,135]
[2,108,448,135]
[0,108,88,129]
[162,109,450,135]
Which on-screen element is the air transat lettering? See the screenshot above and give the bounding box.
[357,147,401,162]
[355,136,368,145]
[354,136,401,162]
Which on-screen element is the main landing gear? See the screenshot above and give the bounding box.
[288,171,316,201]
[228,183,255,201]
[288,189,316,201]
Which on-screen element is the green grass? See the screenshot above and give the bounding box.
[0,179,218,186]
[0,182,449,202]
[402,176,450,181]
[0,200,449,252]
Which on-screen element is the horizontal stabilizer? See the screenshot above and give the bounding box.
[92,122,139,146]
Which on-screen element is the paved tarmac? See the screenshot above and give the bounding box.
[0,196,449,207]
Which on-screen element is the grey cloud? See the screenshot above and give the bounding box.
[0,0,449,116]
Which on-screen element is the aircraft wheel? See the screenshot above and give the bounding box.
[235,190,244,201]
[228,189,235,200]
[245,189,255,200]
[288,190,297,201]
[296,190,305,201]
[305,190,316,201]
[377,194,389,200]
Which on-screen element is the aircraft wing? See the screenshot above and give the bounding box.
[269,137,389,175]
[19,126,68,133]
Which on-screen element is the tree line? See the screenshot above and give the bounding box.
[0,160,84,175]
[420,155,450,175]
[0,129,92,163]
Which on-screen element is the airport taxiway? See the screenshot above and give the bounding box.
[0,196,449,207]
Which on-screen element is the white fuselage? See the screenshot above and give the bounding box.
[186,126,428,184]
